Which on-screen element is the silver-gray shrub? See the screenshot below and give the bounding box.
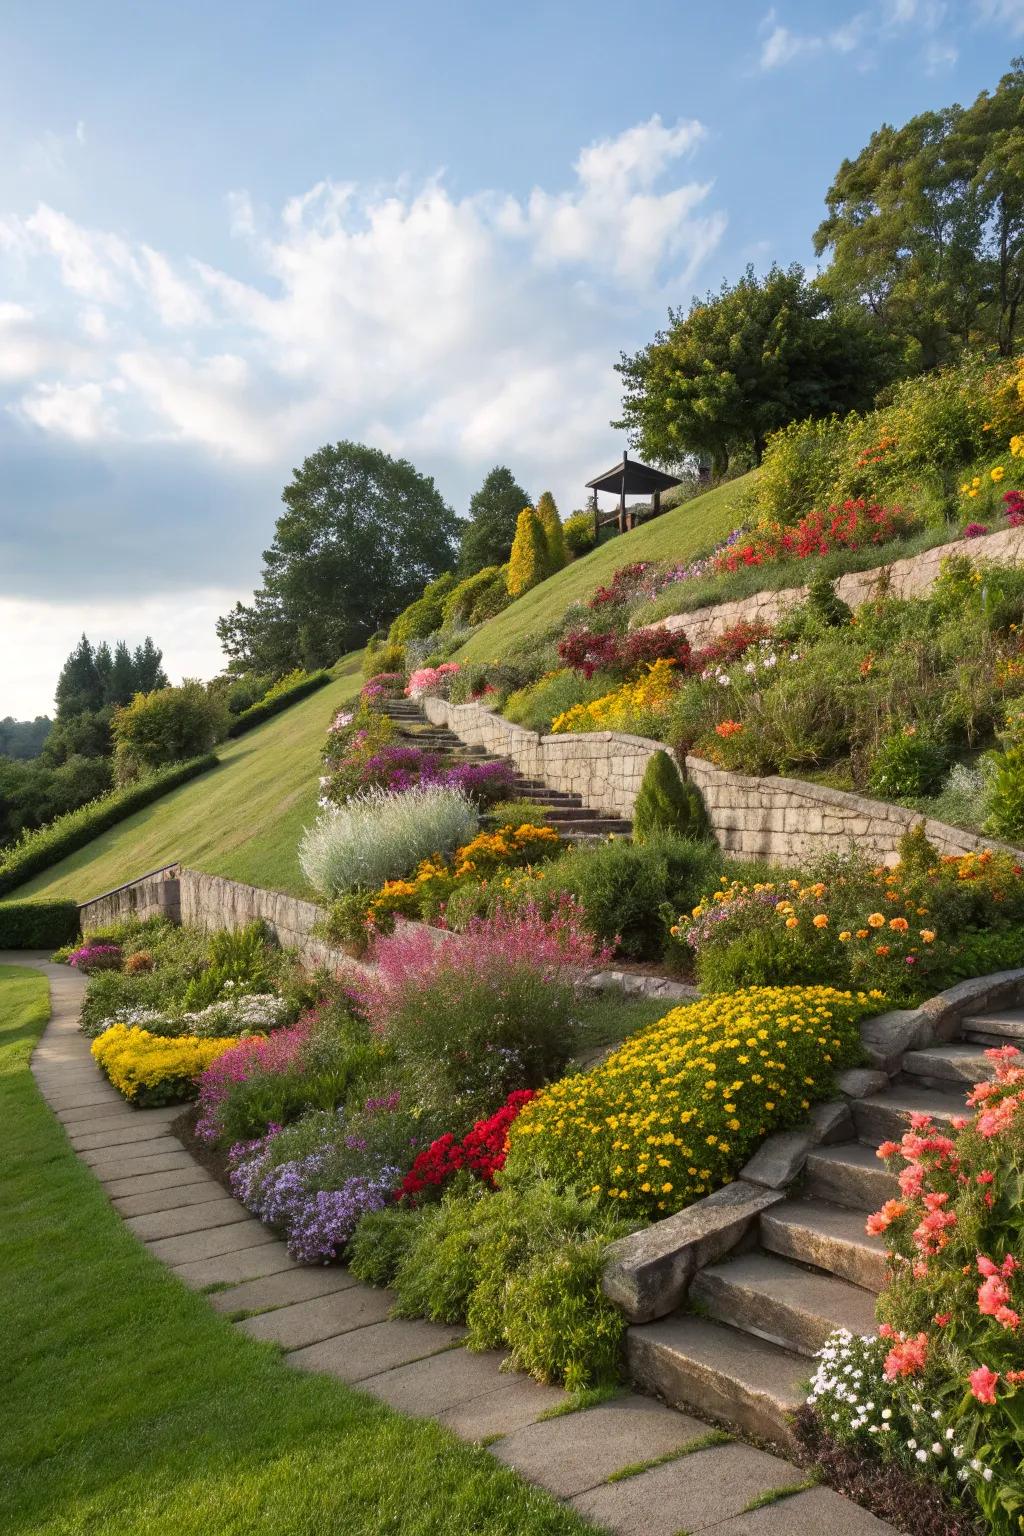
[299,784,479,897]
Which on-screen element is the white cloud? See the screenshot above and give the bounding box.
[757,8,869,68]
[923,36,959,69]
[18,380,114,441]
[0,118,726,475]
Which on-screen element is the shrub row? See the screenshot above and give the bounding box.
[0,899,80,949]
[226,669,331,737]
[0,755,219,897]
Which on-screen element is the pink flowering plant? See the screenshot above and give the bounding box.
[405,662,460,701]
[806,1044,1024,1532]
[67,942,122,973]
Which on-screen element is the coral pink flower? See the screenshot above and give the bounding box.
[969,1365,1000,1404]
[883,1331,928,1380]
[866,1198,906,1235]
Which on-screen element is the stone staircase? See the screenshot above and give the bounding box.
[627,997,1023,1451]
[381,697,633,841]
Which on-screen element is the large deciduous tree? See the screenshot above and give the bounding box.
[814,61,1024,362]
[458,466,531,575]
[615,264,889,474]
[218,442,458,671]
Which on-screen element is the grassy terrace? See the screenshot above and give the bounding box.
[16,653,365,905]
[0,964,591,1536]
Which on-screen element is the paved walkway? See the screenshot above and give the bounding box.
[7,952,895,1536]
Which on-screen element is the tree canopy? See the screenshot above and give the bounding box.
[218,442,458,672]
[615,264,889,474]
[815,60,1024,364]
[458,465,531,575]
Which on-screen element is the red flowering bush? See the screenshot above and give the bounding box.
[396,1089,535,1201]
[715,501,918,574]
[866,1044,1024,1530]
[690,619,773,673]
[588,562,656,609]
[558,626,691,680]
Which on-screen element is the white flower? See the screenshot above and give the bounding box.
[983,1468,994,1482]
[916,1449,928,1463]
[931,1442,943,1456]
[907,1439,917,1451]
[881,1408,891,1420]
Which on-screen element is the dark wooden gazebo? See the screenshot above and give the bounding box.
[586,450,683,540]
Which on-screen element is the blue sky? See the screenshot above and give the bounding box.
[1,0,1020,714]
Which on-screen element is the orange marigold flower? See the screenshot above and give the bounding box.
[867,912,886,928]
[888,916,909,932]
[812,913,829,929]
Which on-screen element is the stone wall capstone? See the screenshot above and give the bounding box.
[426,697,1022,866]
[643,523,1024,650]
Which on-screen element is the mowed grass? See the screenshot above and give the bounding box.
[0,964,592,1536]
[454,472,756,664]
[15,653,365,905]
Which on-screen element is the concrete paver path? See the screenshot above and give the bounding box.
[6,952,896,1536]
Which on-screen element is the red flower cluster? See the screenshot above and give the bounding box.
[558,626,691,680]
[690,620,772,672]
[715,501,916,574]
[588,562,656,609]
[1004,489,1024,527]
[396,1090,536,1202]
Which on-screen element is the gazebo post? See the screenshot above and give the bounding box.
[592,490,599,546]
[653,489,662,519]
[619,449,628,534]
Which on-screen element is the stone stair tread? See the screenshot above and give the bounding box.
[853,1083,968,1147]
[691,1251,877,1356]
[805,1142,899,1211]
[963,1010,1024,1041]
[627,1315,807,1450]
[902,1042,996,1084]
[760,1197,888,1292]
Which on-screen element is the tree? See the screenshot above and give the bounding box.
[219,442,458,671]
[109,641,140,706]
[815,62,1024,362]
[133,637,168,694]
[54,635,102,719]
[506,506,550,597]
[458,466,531,575]
[535,491,568,572]
[111,681,229,784]
[615,265,890,474]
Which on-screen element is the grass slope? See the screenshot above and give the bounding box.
[14,475,755,905]
[455,472,756,664]
[16,654,364,905]
[0,964,590,1536]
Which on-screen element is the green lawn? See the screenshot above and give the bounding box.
[0,964,592,1536]
[454,472,756,664]
[15,654,365,905]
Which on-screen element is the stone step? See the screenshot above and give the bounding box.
[759,1198,888,1292]
[804,1142,899,1212]
[852,1083,968,1147]
[690,1251,878,1357]
[962,1008,1024,1045]
[627,1315,807,1451]
[561,822,632,838]
[902,1042,997,1088]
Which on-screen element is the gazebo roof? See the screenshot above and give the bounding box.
[586,454,683,496]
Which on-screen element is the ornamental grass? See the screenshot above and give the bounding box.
[503,985,875,1220]
[91,1023,239,1106]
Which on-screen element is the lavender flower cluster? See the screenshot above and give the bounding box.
[683,886,779,952]
[639,527,748,602]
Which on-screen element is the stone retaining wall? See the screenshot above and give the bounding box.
[79,864,182,931]
[426,696,1021,865]
[645,523,1024,649]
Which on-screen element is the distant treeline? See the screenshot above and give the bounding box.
[0,717,51,760]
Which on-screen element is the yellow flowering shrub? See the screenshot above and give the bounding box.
[503,985,873,1220]
[551,659,679,734]
[92,1024,239,1106]
[360,826,563,933]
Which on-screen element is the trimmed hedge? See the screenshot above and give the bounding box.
[226,670,330,737]
[0,755,218,897]
[0,899,80,949]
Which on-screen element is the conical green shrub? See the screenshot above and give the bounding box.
[506,506,550,597]
[632,750,711,843]
[536,490,568,572]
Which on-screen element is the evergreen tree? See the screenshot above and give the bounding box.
[109,641,139,705]
[54,635,102,719]
[94,642,114,705]
[632,751,710,843]
[458,466,531,575]
[506,506,550,598]
[133,637,168,693]
[535,491,568,572]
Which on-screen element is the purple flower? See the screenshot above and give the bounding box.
[285,1171,400,1263]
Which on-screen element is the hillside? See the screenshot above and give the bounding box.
[454,471,755,663]
[15,653,363,905]
[13,474,755,908]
